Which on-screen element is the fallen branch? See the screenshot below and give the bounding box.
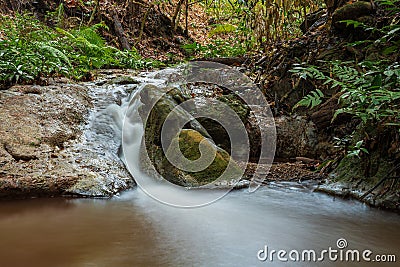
[191,57,247,66]
[360,163,400,199]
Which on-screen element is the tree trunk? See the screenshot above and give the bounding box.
[110,9,131,50]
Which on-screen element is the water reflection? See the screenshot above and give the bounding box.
[0,185,399,267]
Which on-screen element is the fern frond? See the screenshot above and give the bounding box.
[55,27,76,40]
[33,41,71,67]
[75,27,105,47]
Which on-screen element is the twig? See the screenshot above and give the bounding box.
[110,9,131,50]
[184,0,189,36]
[137,6,152,45]
[172,0,185,31]
[88,0,99,25]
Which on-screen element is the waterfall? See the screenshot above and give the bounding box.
[115,72,236,208]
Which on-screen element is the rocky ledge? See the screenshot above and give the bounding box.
[0,78,134,199]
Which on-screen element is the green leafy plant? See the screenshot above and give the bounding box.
[0,13,154,87]
[293,89,324,109]
[346,140,369,158]
[291,61,400,126]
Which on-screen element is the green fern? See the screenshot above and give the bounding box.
[294,89,324,110]
[292,60,400,125]
[34,41,71,67]
[75,27,105,47]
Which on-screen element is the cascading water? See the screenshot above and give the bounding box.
[116,69,239,207]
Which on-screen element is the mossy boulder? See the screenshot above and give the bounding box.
[139,84,207,149]
[197,93,251,156]
[138,84,244,187]
[161,129,243,186]
[332,1,375,31]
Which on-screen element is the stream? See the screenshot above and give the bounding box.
[0,186,399,266]
[0,67,399,266]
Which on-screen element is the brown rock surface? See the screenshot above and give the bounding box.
[0,82,90,197]
[0,80,133,198]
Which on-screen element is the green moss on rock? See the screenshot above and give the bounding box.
[163,129,243,186]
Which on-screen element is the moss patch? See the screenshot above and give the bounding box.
[164,129,242,186]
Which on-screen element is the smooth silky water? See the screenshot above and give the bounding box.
[0,186,399,267]
[1,69,399,266]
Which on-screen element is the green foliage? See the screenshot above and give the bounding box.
[0,13,153,86]
[333,136,369,159]
[291,0,400,127]
[346,140,369,158]
[292,61,400,126]
[293,89,324,109]
[202,0,324,48]
[208,24,237,36]
[343,0,400,54]
[290,2,400,164]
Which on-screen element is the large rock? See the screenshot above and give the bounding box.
[274,116,318,159]
[332,1,375,31]
[138,84,243,187]
[0,83,88,197]
[196,93,252,155]
[0,79,133,198]
[139,84,209,148]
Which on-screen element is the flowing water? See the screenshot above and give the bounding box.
[0,68,399,266]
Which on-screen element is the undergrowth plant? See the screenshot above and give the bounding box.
[291,1,400,158]
[292,60,400,126]
[291,0,400,129]
[0,13,152,87]
[202,0,324,49]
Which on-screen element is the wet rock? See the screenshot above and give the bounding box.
[0,84,90,197]
[316,131,400,212]
[106,76,140,85]
[197,93,251,155]
[0,79,134,198]
[139,84,208,148]
[275,116,318,159]
[138,84,243,187]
